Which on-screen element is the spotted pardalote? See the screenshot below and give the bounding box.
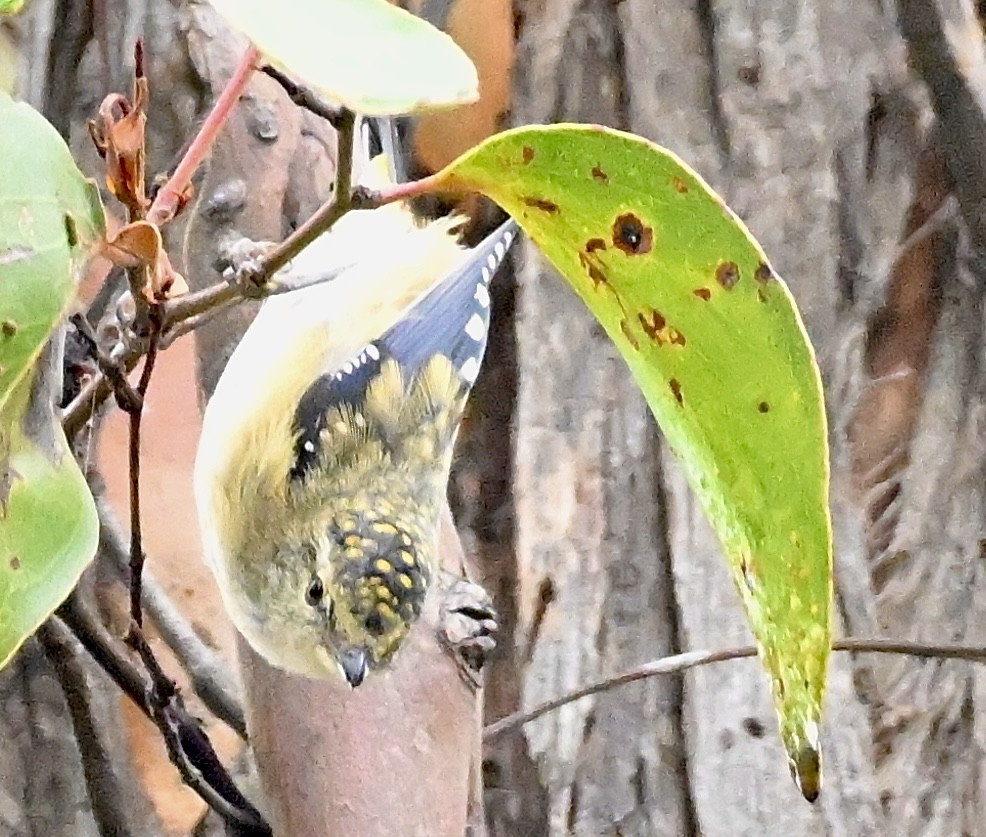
[193,175,517,684]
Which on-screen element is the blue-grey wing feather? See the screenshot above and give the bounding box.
[290,218,518,479]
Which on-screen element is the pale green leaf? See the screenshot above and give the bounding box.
[209,0,478,115]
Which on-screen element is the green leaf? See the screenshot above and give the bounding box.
[438,124,832,799]
[208,0,478,115]
[0,0,26,16]
[0,92,104,668]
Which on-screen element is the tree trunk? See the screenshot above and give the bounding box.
[472,0,986,834]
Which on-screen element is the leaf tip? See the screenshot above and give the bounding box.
[787,723,822,803]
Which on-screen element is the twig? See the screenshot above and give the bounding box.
[37,618,140,837]
[146,45,263,227]
[241,107,357,282]
[55,591,268,831]
[127,630,271,834]
[56,591,150,718]
[125,313,160,630]
[96,498,246,738]
[482,637,986,741]
[63,116,445,442]
[260,64,344,126]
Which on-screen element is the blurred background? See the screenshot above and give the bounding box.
[3,0,986,835]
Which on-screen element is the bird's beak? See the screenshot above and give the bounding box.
[337,648,369,687]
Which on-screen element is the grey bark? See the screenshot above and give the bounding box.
[479,0,986,834]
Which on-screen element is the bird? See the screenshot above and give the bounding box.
[193,134,517,685]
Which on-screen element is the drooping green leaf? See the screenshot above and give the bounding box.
[438,124,832,800]
[0,92,104,667]
[208,0,478,115]
[0,93,104,410]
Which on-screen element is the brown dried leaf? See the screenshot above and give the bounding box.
[89,76,149,214]
[102,221,187,301]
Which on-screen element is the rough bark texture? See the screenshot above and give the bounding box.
[472,0,986,834]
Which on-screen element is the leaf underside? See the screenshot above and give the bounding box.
[208,0,479,115]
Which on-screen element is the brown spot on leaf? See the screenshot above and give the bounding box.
[755,262,774,283]
[585,238,606,254]
[693,287,711,301]
[0,465,19,514]
[612,213,653,255]
[620,319,640,350]
[591,165,609,183]
[638,309,666,342]
[758,401,770,413]
[8,556,19,571]
[64,214,78,248]
[522,146,535,163]
[579,252,609,289]
[673,178,689,194]
[587,264,608,288]
[1,320,17,337]
[716,261,740,290]
[669,378,683,405]
[668,327,686,346]
[522,196,560,214]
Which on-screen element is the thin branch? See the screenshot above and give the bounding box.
[37,618,140,837]
[56,590,268,831]
[63,115,446,442]
[241,107,357,282]
[483,637,986,741]
[126,312,160,630]
[96,498,246,738]
[127,631,271,835]
[56,591,151,718]
[146,45,263,227]
[260,64,344,126]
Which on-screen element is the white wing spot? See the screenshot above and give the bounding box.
[366,344,381,361]
[342,362,354,374]
[465,313,486,341]
[494,241,506,260]
[486,253,497,270]
[475,283,491,308]
[459,356,480,383]
[303,441,315,453]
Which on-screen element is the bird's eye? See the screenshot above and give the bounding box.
[305,577,324,607]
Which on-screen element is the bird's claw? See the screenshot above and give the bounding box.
[438,578,498,690]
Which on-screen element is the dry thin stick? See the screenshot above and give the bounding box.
[56,592,150,718]
[96,499,246,738]
[483,637,986,741]
[127,630,270,834]
[126,314,160,629]
[260,64,343,126]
